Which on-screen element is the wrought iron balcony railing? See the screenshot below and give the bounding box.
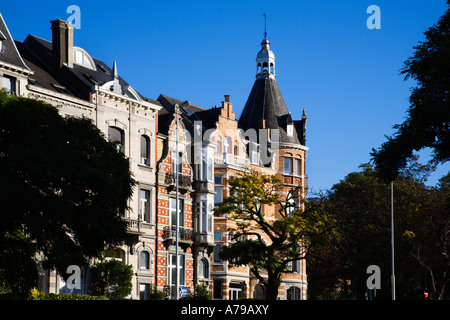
[162,226,193,242]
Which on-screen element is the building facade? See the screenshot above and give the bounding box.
[0,13,308,300]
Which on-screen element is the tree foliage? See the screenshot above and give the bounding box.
[214,171,337,300]
[0,91,135,296]
[307,161,450,300]
[90,259,133,300]
[371,2,450,180]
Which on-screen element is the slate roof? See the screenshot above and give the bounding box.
[13,32,153,104]
[238,76,304,145]
[0,13,30,70]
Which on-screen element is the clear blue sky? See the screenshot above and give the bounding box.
[2,0,449,193]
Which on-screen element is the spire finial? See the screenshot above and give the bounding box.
[263,12,268,38]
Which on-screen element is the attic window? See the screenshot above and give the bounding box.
[51,83,71,94]
[73,47,95,70]
[287,124,293,137]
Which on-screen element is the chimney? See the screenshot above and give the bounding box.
[221,94,235,119]
[50,19,73,69]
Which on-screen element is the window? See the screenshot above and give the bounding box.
[287,287,302,300]
[294,158,301,176]
[253,284,265,299]
[213,280,222,299]
[140,135,150,166]
[208,203,213,232]
[214,187,223,204]
[73,47,95,69]
[108,127,124,153]
[140,251,150,269]
[287,259,300,273]
[171,151,182,176]
[284,157,291,175]
[201,200,207,233]
[170,198,184,228]
[199,147,213,181]
[199,258,209,279]
[214,231,222,263]
[214,176,222,185]
[287,124,293,137]
[139,284,151,300]
[139,189,151,223]
[2,75,16,94]
[168,254,185,287]
[251,150,259,165]
[229,282,243,300]
[224,137,231,154]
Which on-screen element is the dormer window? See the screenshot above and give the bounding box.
[73,47,95,70]
[287,124,293,137]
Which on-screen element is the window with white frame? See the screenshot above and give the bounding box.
[223,137,231,154]
[168,254,185,287]
[140,135,150,166]
[169,198,184,229]
[139,189,151,223]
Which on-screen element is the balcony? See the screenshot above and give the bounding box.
[214,152,250,167]
[123,218,145,235]
[162,226,193,242]
[162,172,193,193]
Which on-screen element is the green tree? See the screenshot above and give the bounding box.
[371,2,450,180]
[214,171,337,300]
[402,173,450,299]
[307,162,444,300]
[90,260,133,300]
[0,91,135,297]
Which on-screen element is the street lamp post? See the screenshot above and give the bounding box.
[391,180,396,300]
[175,104,180,300]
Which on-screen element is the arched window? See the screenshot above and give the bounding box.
[140,135,150,166]
[262,62,269,73]
[199,258,209,279]
[73,47,95,70]
[253,284,265,299]
[287,286,302,300]
[140,250,150,269]
[257,63,262,74]
[270,62,274,74]
[108,126,124,153]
